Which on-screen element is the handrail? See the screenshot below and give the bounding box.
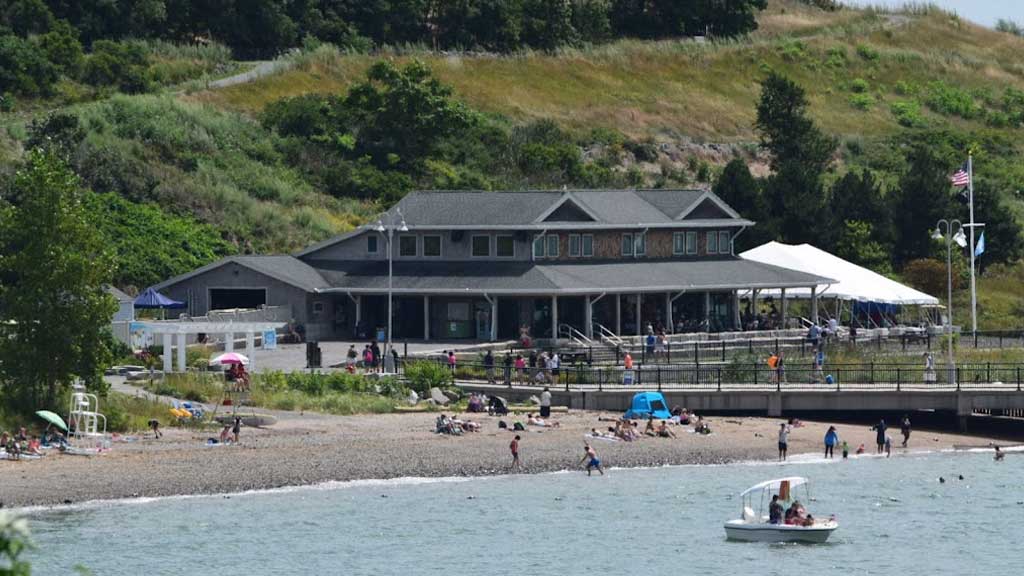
[558,323,593,346]
[593,323,624,347]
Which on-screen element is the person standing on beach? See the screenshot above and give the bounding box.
[503,352,513,386]
[900,414,911,447]
[510,435,520,470]
[778,422,790,461]
[841,440,849,459]
[540,387,552,418]
[824,426,838,458]
[579,443,603,476]
[885,435,892,458]
[871,419,887,454]
[232,416,241,443]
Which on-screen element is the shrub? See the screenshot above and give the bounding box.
[850,78,869,93]
[924,81,980,119]
[824,46,846,68]
[848,93,873,111]
[856,44,880,61]
[624,138,658,162]
[893,80,917,96]
[0,33,59,96]
[403,360,453,395]
[778,39,806,61]
[890,100,926,127]
[83,40,152,93]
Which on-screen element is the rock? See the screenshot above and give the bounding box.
[407,390,420,406]
[429,388,449,405]
[527,395,541,405]
[442,389,460,403]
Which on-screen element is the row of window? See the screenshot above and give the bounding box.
[367,234,516,258]
[673,231,732,256]
[367,230,732,258]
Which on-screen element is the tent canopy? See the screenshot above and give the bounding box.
[134,287,186,309]
[740,242,939,306]
[624,392,672,420]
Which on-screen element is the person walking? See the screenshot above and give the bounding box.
[370,341,382,373]
[484,350,496,384]
[579,443,604,476]
[871,418,887,454]
[503,352,513,386]
[923,352,936,384]
[540,387,552,419]
[447,350,457,374]
[509,435,521,470]
[900,414,911,447]
[824,426,839,459]
[778,422,790,461]
[550,352,560,385]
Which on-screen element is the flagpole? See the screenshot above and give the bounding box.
[968,153,977,335]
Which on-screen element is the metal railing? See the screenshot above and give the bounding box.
[398,359,1024,393]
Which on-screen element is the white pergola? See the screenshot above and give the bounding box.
[137,321,286,374]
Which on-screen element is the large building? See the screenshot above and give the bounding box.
[155,189,831,341]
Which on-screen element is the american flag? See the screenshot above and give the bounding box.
[950,162,970,187]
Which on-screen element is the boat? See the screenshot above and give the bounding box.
[723,476,838,543]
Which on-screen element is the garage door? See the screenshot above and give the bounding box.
[210,288,266,311]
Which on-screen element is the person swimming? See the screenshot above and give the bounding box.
[995,446,1005,461]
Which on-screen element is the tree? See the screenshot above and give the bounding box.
[571,0,612,43]
[968,182,1024,271]
[828,169,891,251]
[522,0,578,50]
[890,143,953,264]
[0,33,59,96]
[37,19,84,77]
[755,72,835,244]
[0,0,55,36]
[0,151,116,412]
[341,60,476,171]
[713,157,773,249]
[82,39,151,93]
[834,220,892,275]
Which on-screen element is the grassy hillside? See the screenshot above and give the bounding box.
[189,2,1024,143]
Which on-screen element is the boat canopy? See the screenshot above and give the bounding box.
[740,476,809,498]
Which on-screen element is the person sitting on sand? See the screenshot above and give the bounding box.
[856,443,866,455]
[219,425,232,444]
[693,416,710,435]
[644,416,656,437]
[527,414,559,428]
[657,420,676,438]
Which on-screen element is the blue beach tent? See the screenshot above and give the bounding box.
[624,392,672,420]
[134,287,186,309]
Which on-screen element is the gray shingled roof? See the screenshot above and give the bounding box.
[153,255,329,293]
[388,189,739,226]
[104,285,134,303]
[308,259,832,294]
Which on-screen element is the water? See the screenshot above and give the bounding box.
[24,451,1021,575]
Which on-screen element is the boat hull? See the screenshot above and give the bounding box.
[724,520,837,543]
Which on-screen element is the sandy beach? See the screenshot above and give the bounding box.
[0,406,1012,509]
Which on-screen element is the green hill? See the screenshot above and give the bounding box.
[4,0,1024,326]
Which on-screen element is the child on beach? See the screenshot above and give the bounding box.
[885,435,892,458]
[579,444,604,476]
[510,435,520,469]
[842,440,849,459]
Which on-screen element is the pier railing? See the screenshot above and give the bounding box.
[399,360,1024,393]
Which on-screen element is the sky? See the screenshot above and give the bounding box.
[841,0,1024,28]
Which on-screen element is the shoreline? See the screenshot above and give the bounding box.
[1,411,1015,510]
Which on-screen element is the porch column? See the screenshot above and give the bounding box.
[162,333,173,374]
[551,295,559,339]
[245,332,255,371]
[354,295,361,326]
[811,286,819,325]
[703,292,711,332]
[224,331,234,353]
[176,333,187,373]
[584,295,593,339]
[615,294,621,335]
[780,288,788,329]
[752,289,759,318]
[423,296,430,340]
[732,290,741,330]
[490,297,498,342]
[635,293,642,336]
[665,293,674,333]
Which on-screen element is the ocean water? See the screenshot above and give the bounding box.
[24,450,1022,575]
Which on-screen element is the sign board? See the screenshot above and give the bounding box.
[263,330,277,350]
[129,322,153,352]
[622,369,635,386]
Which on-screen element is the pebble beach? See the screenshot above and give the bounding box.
[0,407,1009,509]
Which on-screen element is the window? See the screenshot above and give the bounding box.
[366,235,378,254]
[547,235,559,257]
[471,235,491,257]
[312,301,324,315]
[706,231,718,254]
[673,232,685,255]
[582,234,594,257]
[496,235,515,258]
[399,235,417,257]
[423,235,442,257]
[622,233,633,256]
[533,236,545,258]
[634,232,646,256]
[686,231,697,255]
[719,231,731,254]
[568,234,581,257]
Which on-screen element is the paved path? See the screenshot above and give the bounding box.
[206,59,291,90]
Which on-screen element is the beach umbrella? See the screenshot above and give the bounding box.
[35,410,68,432]
[209,352,249,366]
[133,287,186,310]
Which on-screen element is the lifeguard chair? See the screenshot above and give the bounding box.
[68,381,107,439]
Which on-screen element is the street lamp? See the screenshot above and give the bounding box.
[375,208,408,374]
[932,219,965,386]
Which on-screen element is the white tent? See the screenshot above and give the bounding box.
[739,242,939,306]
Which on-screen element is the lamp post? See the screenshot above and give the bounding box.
[932,219,966,386]
[376,208,408,374]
